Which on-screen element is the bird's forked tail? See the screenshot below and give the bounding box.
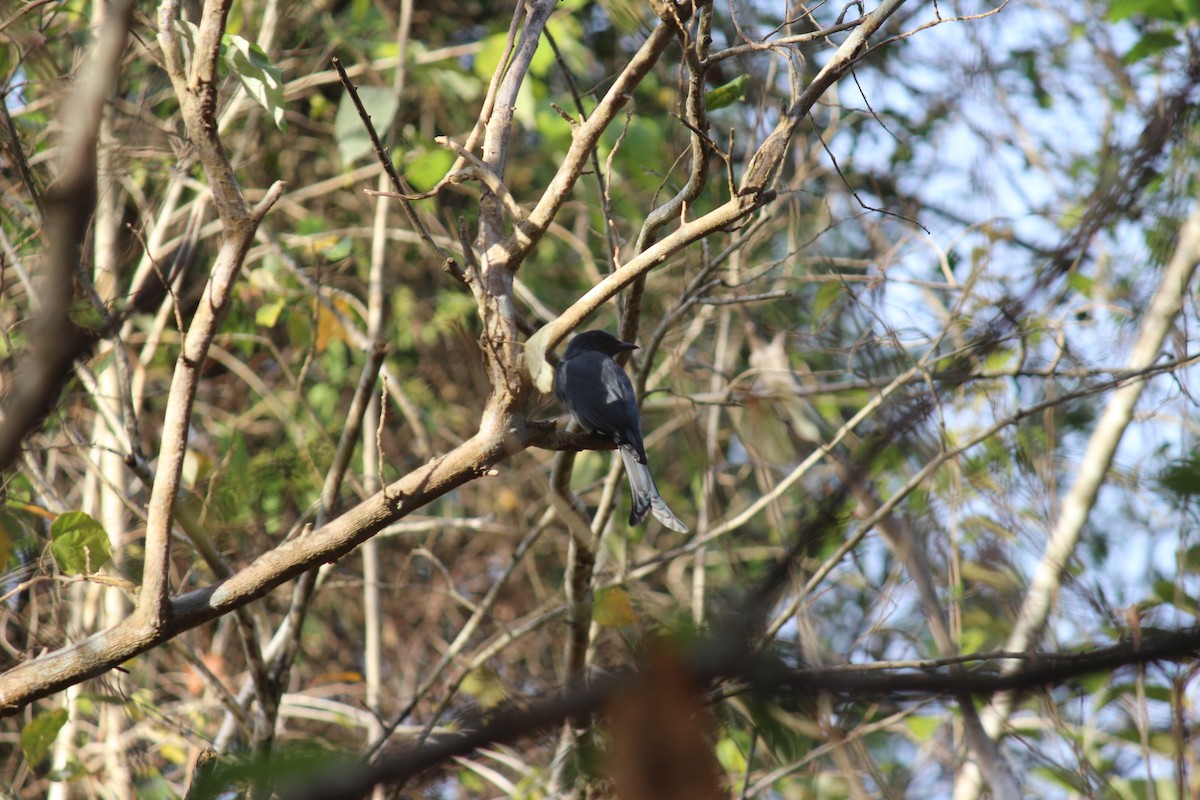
[619,446,688,532]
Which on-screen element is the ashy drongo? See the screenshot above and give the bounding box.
[554,330,689,532]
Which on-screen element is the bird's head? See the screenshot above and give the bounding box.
[563,330,639,359]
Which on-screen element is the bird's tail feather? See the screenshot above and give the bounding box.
[619,447,689,533]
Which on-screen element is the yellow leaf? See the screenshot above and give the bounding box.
[316,305,346,353]
[595,587,636,627]
[158,743,188,765]
[256,299,286,328]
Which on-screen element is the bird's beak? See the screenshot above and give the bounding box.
[618,342,639,352]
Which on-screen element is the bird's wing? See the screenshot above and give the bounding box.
[556,353,645,455]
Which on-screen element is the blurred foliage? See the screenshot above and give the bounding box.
[2,0,1200,797]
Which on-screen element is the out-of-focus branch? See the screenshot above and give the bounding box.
[833,460,1020,800]
[953,202,1200,800]
[0,0,136,474]
[277,624,1200,800]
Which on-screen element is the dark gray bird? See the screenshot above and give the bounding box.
[554,330,689,532]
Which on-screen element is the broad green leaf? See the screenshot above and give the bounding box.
[222,34,286,131]
[0,329,26,359]
[473,32,511,81]
[173,23,286,130]
[405,148,455,192]
[0,507,34,567]
[50,511,111,575]
[527,29,558,78]
[1151,578,1198,614]
[1106,0,1181,22]
[705,74,749,111]
[335,87,399,166]
[22,708,68,767]
[544,14,589,74]
[186,743,350,800]
[1123,30,1180,64]
[1076,671,1109,697]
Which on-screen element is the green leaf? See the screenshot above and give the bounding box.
[50,511,111,575]
[222,34,287,131]
[473,32,511,81]
[715,736,748,773]
[0,328,26,359]
[1162,456,1200,496]
[983,348,1014,372]
[1152,578,1198,612]
[256,299,286,328]
[813,281,841,320]
[1076,671,1109,696]
[458,768,486,794]
[1107,0,1182,22]
[905,715,940,742]
[404,148,455,192]
[321,237,353,261]
[705,74,749,111]
[172,23,286,130]
[1066,271,1094,296]
[335,87,399,166]
[0,507,34,567]
[1122,30,1180,64]
[186,743,350,800]
[22,708,68,767]
[68,299,108,333]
